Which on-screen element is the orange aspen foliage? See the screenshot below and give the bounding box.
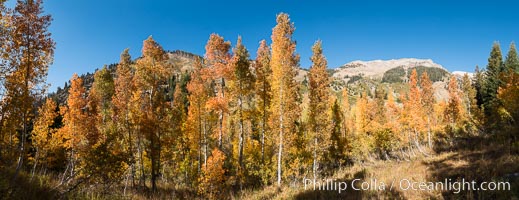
[199,148,227,200]
[269,13,301,186]
[385,88,400,132]
[59,73,89,175]
[132,36,172,191]
[186,58,210,179]
[3,0,55,172]
[420,72,434,147]
[404,69,424,144]
[497,72,519,137]
[307,40,330,178]
[112,48,136,185]
[354,92,369,135]
[203,33,231,148]
[32,98,59,173]
[445,76,463,126]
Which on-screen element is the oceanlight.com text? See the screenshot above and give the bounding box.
[303,178,511,194]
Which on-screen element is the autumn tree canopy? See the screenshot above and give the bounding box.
[1,6,517,198]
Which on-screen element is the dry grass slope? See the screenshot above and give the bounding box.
[236,136,519,200]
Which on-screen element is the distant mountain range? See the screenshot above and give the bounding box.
[332,58,451,84]
[51,51,470,104]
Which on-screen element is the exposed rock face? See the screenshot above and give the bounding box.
[333,58,445,80]
[168,50,202,72]
[451,71,474,78]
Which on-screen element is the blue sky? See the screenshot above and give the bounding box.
[6,0,519,92]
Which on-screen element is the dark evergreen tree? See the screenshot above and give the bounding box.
[327,99,344,169]
[482,42,503,115]
[505,42,519,73]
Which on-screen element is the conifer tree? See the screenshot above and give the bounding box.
[482,42,503,114]
[497,42,519,140]
[505,42,519,73]
[328,99,344,168]
[474,65,485,108]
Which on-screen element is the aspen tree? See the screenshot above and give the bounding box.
[204,34,231,149]
[4,0,55,175]
[112,49,136,185]
[31,98,58,177]
[133,36,172,191]
[254,40,272,163]
[230,36,254,171]
[269,13,301,186]
[307,40,330,178]
[186,58,210,183]
[420,72,434,147]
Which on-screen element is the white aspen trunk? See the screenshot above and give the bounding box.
[277,84,284,187]
[261,120,265,162]
[218,78,225,148]
[137,127,145,187]
[238,95,244,167]
[203,120,207,168]
[198,103,202,173]
[261,81,267,162]
[30,150,39,180]
[313,137,317,179]
[427,116,432,148]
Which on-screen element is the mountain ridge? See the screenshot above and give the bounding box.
[333,58,446,80]
[51,52,457,105]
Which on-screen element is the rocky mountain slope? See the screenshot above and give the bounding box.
[51,50,201,105]
[51,52,457,104]
[451,71,474,78]
[333,58,446,82]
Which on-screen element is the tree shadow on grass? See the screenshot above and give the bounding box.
[0,167,59,200]
[426,136,519,199]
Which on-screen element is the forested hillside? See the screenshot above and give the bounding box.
[1,1,518,199]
